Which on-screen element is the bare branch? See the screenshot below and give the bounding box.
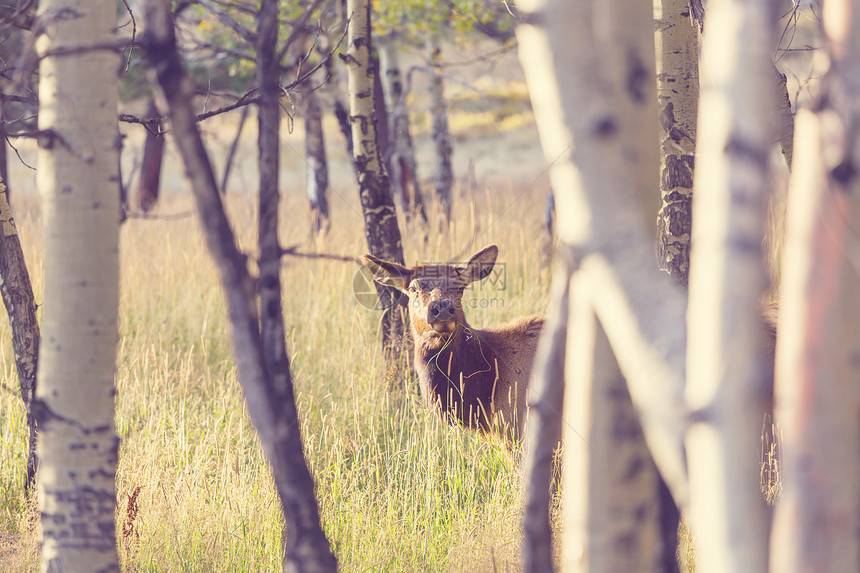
[125,210,193,220]
[118,0,137,71]
[38,39,132,59]
[207,0,256,17]
[0,93,37,106]
[280,244,360,264]
[118,113,165,135]
[6,136,35,170]
[277,0,326,65]
[119,88,260,130]
[197,0,256,44]
[195,90,259,121]
[0,0,35,30]
[281,16,349,92]
[181,38,254,63]
[444,0,516,43]
[404,65,484,100]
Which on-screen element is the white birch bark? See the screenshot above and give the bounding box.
[516,0,689,569]
[684,0,777,571]
[562,273,670,573]
[654,0,699,284]
[345,0,407,358]
[770,1,860,570]
[516,0,689,512]
[379,36,426,224]
[429,43,453,222]
[35,0,121,569]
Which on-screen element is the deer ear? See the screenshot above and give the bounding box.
[362,254,411,292]
[463,245,498,284]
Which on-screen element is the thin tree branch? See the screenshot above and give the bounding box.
[183,39,254,63]
[197,0,256,44]
[282,22,348,92]
[207,0,256,16]
[277,0,326,65]
[118,0,137,71]
[280,245,360,264]
[0,0,35,30]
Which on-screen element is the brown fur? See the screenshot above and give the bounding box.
[363,246,543,440]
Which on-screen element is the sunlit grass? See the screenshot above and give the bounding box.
[0,177,552,571]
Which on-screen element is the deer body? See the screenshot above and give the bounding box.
[364,246,543,440]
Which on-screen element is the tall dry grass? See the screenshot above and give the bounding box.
[0,178,553,571]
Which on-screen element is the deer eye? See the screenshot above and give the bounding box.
[407,284,417,294]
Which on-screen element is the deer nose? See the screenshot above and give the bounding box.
[429,299,455,321]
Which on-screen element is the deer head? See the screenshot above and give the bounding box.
[363,245,499,347]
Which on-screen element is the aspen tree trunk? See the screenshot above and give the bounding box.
[0,175,40,492]
[0,98,8,188]
[563,282,669,572]
[773,69,794,168]
[142,1,337,570]
[34,0,121,568]
[770,1,860,569]
[379,37,427,224]
[256,2,338,570]
[521,258,570,572]
[256,0,289,455]
[373,63,390,167]
[136,98,164,212]
[345,0,407,359]
[293,32,330,233]
[684,0,777,570]
[654,0,699,284]
[429,43,453,223]
[303,88,330,235]
[330,87,357,177]
[220,104,249,194]
[516,0,689,569]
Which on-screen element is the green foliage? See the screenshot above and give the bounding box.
[372,0,514,46]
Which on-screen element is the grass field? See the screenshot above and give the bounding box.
[0,123,556,573]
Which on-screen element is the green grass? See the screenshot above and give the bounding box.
[0,181,553,571]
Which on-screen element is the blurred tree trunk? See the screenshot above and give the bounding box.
[34,0,121,568]
[654,0,699,285]
[429,43,453,223]
[0,97,7,191]
[257,1,339,569]
[0,174,39,492]
[773,68,794,168]
[379,37,427,224]
[324,22,358,178]
[770,1,860,570]
[220,104,249,194]
[256,0,288,437]
[303,88,330,234]
[136,98,164,212]
[293,30,330,234]
[521,258,569,572]
[345,0,408,360]
[373,54,390,169]
[516,0,689,570]
[684,0,777,571]
[142,0,338,570]
[564,290,673,572]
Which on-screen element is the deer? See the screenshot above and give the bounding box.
[363,245,543,441]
